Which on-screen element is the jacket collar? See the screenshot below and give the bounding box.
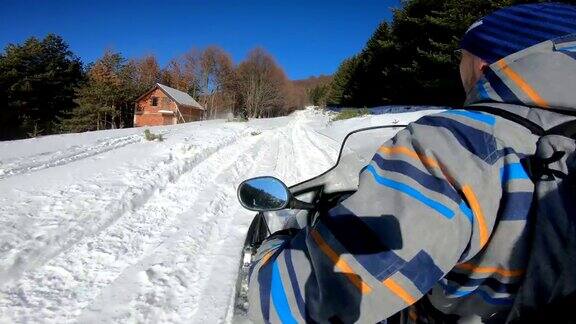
[465,34,576,114]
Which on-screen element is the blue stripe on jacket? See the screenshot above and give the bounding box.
[371,154,474,224]
[561,45,576,52]
[372,154,462,205]
[500,163,530,185]
[444,110,496,126]
[476,83,492,101]
[459,201,474,224]
[444,271,520,294]
[271,261,298,324]
[439,282,515,305]
[364,165,455,219]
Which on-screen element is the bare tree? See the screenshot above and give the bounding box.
[236,48,289,118]
[182,48,202,98]
[133,54,161,89]
[196,46,236,119]
[162,56,195,93]
[162,46,299,120]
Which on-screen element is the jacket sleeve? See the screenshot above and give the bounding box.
[248,111,507,323]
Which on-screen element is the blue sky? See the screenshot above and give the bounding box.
[0,0,400,80]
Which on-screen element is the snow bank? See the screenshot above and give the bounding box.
[320,109,444,143]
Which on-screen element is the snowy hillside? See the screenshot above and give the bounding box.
[0,107,441,323]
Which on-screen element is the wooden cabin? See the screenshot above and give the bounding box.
[134,83,204,127]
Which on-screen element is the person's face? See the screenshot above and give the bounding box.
[459,49,488,95]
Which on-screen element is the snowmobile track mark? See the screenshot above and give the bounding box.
[0,130,252,286]
[0,134,143,179]
[73,133,272,323]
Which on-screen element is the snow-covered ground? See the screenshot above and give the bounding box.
[0,107,440,323]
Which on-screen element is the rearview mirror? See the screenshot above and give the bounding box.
[237,176,291,211]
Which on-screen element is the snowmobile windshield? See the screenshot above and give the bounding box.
[263,125,407,234]
[290,125,406,195]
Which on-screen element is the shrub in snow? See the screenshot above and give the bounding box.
[251,131,262,136]
[331,108,370,122]
[227,116,249,123]
[143,129,164,142]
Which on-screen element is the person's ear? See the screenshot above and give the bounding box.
[475,58,489,76]
[474,57,490,80]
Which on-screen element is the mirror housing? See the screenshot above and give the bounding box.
[237,176,291,211]
[238,176,316,212]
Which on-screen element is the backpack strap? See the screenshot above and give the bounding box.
[466,105,545,136]
[468,105,576,139]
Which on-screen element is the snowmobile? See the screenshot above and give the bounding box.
[233,124,408,321]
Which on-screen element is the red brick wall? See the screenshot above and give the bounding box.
[134,114,176,127]
[179,106,204,122]
[137,88,178,112]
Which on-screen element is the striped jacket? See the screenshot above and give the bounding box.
[248,35,576,323]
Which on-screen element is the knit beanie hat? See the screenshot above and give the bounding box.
[460,3,576,63]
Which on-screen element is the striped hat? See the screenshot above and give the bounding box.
[461,3,576,63]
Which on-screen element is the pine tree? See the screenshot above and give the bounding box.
[60,50,144,132]
[350,22,397,107]
[308,83,330,107]
[327,55,360,107]
[0,34,83,139]
[327,0,554,109]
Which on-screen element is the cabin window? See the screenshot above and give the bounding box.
[151,97,158,106]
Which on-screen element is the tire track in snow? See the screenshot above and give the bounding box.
[288,113,338,182]
[0,134,143,180]
[77,131,280,323]
[303,127,339,163]
[0,129,265,323]
[0,128,250,287]
[184,133,284,323]
[295,123,337,177]
[273,122,297,184]
[79,115,317,323]
[192,115,338,323]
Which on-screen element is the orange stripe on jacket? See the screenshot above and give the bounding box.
[462,185,489,247]
[310,229,373,294]
[378,146,459,186]
[261,250,275,266]
[456,262,525,277]
[383,278,417,305]
[378,146,440,169]
[496,60,550,108]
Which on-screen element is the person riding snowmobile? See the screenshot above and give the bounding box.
[248,3,576,323]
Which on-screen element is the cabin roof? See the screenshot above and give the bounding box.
[136,83,204,110]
